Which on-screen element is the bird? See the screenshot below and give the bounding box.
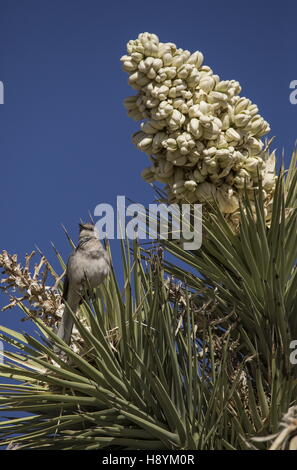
[56,222,110,346]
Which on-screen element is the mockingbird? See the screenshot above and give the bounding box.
[56,223,110,346]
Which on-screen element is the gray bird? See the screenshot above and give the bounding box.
[56,223,110,346]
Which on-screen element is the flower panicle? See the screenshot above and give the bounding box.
[121,32,277,228]
[0,250,63,325]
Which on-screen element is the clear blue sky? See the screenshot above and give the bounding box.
[0,0,296,335]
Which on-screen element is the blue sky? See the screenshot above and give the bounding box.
[0,0,296,336]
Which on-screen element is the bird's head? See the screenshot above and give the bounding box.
[78,222,100,240]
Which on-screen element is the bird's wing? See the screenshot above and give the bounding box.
[62,252,75,301]
[62,274,69,302]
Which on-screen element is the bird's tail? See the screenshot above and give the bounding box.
[56,304,76,346]
[54,290,80,352]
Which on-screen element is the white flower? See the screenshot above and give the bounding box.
[184,180,197,192]
[216,187,239,213]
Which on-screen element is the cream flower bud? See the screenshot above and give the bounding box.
[158,41,176,55]
[179,102,190,114]
[141,119,166,134]
[181,89,192,100]
[141,167,155,183]
[128,71,142,86]
[138,57,154,72]
[192,89,207,103]
[155,71,166,82]
[204,146,217,156]
[186,50,204,67]
[225,128,241,142]
[152,132,167,152]
[173,180,186,195]
[216,188,239,213]
[257,120,270,137]
[187,118,202,138]
[234,97,250,114]
[228,80,241,96]
[144,97,158,109]
[188,104,202,118]
[233,113,251,127]
[207,91,228,103]
[200,101,211,115]
[127,40,143,55]
[213,117,222,132]
[233,169,251,188]
[217,115,228,132]
[152,58,163,70]
[139,32,159,43]
[127,109,143,121]
[215,80,230,93]
[188,148,201,163]
[120,54,131,62]
[121,58,138,72]
[249,116,263,132]
[215,148,230,157]
[215,134,228,148]
[246,137,263,155]
[177,64,193,79]
[132,131,153,153]
[199,76,216,93]
[244,157,263,173]
[247,104,259,117]
[184,180,197,192]
[171,98,184,110]
[163,66,177,79]
[205,159,218,175]
[199,114,212,126]
[167,109,186,130]
[171,54,186,68]
[163,137,177,152]
[187,68,200,87]
[151,101,173,119]
[157,85,170,100]
[176,132,195,154]
[143,40,159,58]
[162,53,174,66]
[200,65,212,73]
[217,151,233,168]
[124,95,138,110]
[131,52,143,62]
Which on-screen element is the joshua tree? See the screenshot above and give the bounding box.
[0,33,296,450]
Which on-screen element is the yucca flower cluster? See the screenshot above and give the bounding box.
[121,33,276,223]
[0,250,89,356]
